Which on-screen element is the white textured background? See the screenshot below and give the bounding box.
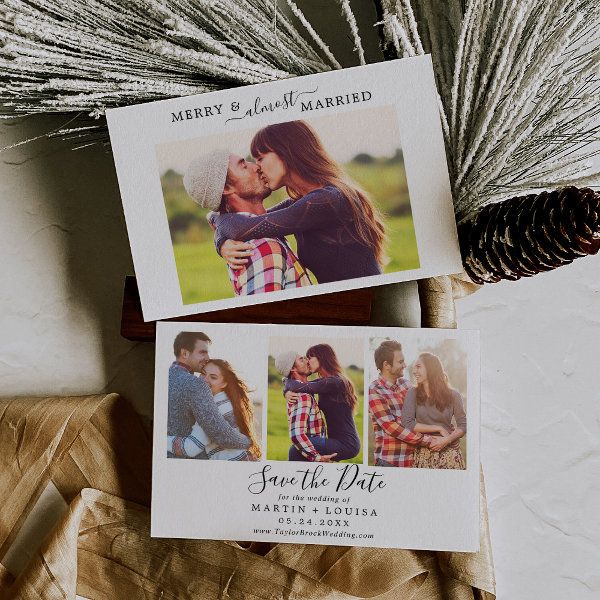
[1,2,599,597]
[458,261,600,598]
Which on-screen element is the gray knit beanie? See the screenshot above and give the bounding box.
[183,148,230,210]
[275,350,300,378]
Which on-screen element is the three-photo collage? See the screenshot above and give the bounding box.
[167,329,468,470]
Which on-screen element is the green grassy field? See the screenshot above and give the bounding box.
[163,156,420,305]
[266,369,364,464]
[344,160,409,216]
[173,213,419,304]
[173,241,234,304]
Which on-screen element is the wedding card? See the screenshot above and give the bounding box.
[107,56,462,321]
[152,322,480,551]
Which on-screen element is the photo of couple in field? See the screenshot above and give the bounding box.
[367,338,467,469]
[166,331,262,461]
[157,105,419,304]
[267,337,364,464]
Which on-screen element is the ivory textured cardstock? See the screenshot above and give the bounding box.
[107,56,462,321]
[152,322,480,551]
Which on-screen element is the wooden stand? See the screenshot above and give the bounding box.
[120,276,373,342]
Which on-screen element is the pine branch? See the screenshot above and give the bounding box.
[377,0,600,222]
[0,0,337,147]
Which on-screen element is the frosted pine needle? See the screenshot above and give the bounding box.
[2,0,598,225]
[337,0,366,65]
[285,0,342,69]
[0,0,339,146]
[378,0,600,221]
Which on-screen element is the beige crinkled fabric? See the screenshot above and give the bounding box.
[0,277,494,599]
[418,274,482,328]
[0,396,494,599]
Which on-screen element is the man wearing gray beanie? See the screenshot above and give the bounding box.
[184,151,311,296]
[274,351,337,463]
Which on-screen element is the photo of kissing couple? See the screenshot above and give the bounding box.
[166,331,262,461]
[368,339,467,469]
[268,338,364,464]
[158,106,419,304]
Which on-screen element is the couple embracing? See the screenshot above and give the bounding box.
[369,340,467,469]
[275,344,361,463]
[183,120,386,296]
[167,332,261,461]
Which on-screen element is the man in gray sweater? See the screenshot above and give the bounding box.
[167,331,250,457]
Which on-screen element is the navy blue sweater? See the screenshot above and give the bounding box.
[213,185,382,283]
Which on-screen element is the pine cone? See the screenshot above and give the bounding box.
[459,187,600,284]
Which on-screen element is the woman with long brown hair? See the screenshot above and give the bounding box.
[284,343,361,461]
[402,353,466,469]
[168,359,261,460]
[210,120,387,283]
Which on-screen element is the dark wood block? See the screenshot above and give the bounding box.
[121,276,372,342]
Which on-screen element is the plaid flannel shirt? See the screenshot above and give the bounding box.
[287,391,325,461]
[368,376,427,467]
[227,233,311,296]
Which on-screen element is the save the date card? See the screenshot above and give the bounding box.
[152,322,480,551]
[107,56,462,321]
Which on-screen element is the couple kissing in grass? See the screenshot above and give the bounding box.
[275,343,361,463]
[183,120,386,296]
